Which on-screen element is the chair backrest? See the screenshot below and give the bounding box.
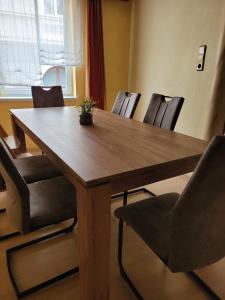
[0,124,8,138]
[0,138,30,233]
[31,86,64,108]
[143,93,184,131]
[111,91,141,119]
[169,135,225,272]
[0,124,20,158]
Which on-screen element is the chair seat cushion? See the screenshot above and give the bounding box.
[114,193,179,262]
[14,155,62,183]
[29,176,76,231]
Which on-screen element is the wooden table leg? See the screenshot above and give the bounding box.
[10,114,27,153]
[76,181,112,300]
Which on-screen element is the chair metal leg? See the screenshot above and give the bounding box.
[123,191,128,206]
[112,188,155,201]
[7,218,79,298]
[0,173,6,210]
[0,175,6,211]
[187,271,221,300]
[0,231,20,242]
[0,208,21,241]
[118,219,144,299]
[0,175,6,191]
[127,188,155,197]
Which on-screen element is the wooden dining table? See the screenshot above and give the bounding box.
[10,107,207,300]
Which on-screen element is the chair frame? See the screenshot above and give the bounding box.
[111,188,155,205]
[7,218,79,298]
[0,181,19,240]
[0,191,20,240]
[0,231,20,242]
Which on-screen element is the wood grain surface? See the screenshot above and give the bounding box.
[10,107,207,188]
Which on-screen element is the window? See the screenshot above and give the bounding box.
[43,0,63,16]
[57,0,63,15]
[0,0,83,98]
[44,0,54,15]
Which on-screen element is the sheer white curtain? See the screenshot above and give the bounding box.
[0,0,83,86]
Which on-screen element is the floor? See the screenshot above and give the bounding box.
[0,173,225,300]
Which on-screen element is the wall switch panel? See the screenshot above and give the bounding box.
[197,45,207,71]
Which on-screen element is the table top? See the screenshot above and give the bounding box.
[10,107,207,187]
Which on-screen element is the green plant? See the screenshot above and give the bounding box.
[77,98,95,115]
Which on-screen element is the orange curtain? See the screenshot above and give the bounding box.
[86,0,106,109]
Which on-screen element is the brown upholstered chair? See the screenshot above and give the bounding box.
[112,91,141,119]
[0,137,62,218]
[0,138,78,297]
[31,85,64,108]
[114,135,225,299]
[112,93,184,204]
[143,93,184,130]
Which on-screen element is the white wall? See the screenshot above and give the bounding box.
[129,0,225,139]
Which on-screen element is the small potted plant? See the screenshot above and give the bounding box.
[77,98,95,125]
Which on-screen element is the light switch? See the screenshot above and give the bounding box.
[197,45,207,71]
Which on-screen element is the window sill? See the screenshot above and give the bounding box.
[0,96,78,102]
